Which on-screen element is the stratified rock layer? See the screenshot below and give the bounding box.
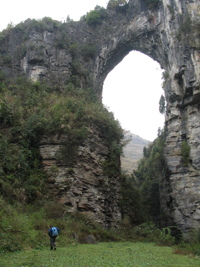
[39,126,121,227]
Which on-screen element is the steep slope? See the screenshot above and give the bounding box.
[121,131,150,174]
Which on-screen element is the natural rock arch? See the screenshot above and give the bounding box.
[74,0,199,233]
[89,0,200,234]
[92,1,166,99]
[0,0,200,233]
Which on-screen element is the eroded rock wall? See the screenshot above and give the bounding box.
[39,126,122,227]
[160,0,200,233]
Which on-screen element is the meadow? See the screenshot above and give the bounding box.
[1,242,199,267]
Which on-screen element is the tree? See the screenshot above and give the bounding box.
[159,95,166,114]
[84,6,107,26]
[133,130,168,224]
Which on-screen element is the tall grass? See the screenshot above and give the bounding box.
[0,199,120,252]
[1,198,200,259]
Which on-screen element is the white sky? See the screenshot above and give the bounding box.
[1,0,165,141]
[103,52,164,141]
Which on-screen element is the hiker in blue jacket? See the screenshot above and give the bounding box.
[48,225,60,250]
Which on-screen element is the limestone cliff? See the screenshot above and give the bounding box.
[0,0,200,233]
[40,125,122,228]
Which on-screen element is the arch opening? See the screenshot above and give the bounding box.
[102,51,165,142]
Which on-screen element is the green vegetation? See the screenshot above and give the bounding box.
[0,17,61,46]
[133,129,167,223]
[13,17,61,34]
[81,44,97,60]
[181,140,190,166]
[0,198,119,252]
[1,242,200,267]
[0,17,75,69]
[120,175,144,225]
[0,75,123,204]
[54,30,70,50]
[0,73,125,253]
[69,43,97,61]
[102,140,123,177]
[159,95,166,115]
[84,6,108,26]
[1,54,12,66]
[1,195,200,258]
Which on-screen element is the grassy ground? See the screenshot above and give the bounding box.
[1,242,199,267]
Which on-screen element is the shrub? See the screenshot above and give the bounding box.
[85,10,102,26]
[133,129,168,223]
[85,6,107,26]
[1,54,12,65]
[157,227,176,246]
[120,174,145,224]
[70,61,88,77]
[14,17,61,34]
[181,140,190,166]
[0,100,14,126]
[43,201,66,219]
[81,44,96,60]
[69,43,79,58]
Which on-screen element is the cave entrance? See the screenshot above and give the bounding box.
[102,50,164,142]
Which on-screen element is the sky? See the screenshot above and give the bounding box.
[1,0,165,141]
[103,51,164,141]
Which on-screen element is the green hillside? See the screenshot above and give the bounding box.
[121,131,150,174]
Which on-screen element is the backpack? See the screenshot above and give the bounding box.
[51,227,58,237]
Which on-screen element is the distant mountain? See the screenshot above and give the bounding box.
[121,131,150,174]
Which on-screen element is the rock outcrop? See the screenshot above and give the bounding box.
[0,0,199,233]
[39,126,122,227]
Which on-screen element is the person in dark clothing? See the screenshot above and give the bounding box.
[48,225,60,250]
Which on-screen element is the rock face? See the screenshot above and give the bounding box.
[0,0,200,232]
[39,126,121,227]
